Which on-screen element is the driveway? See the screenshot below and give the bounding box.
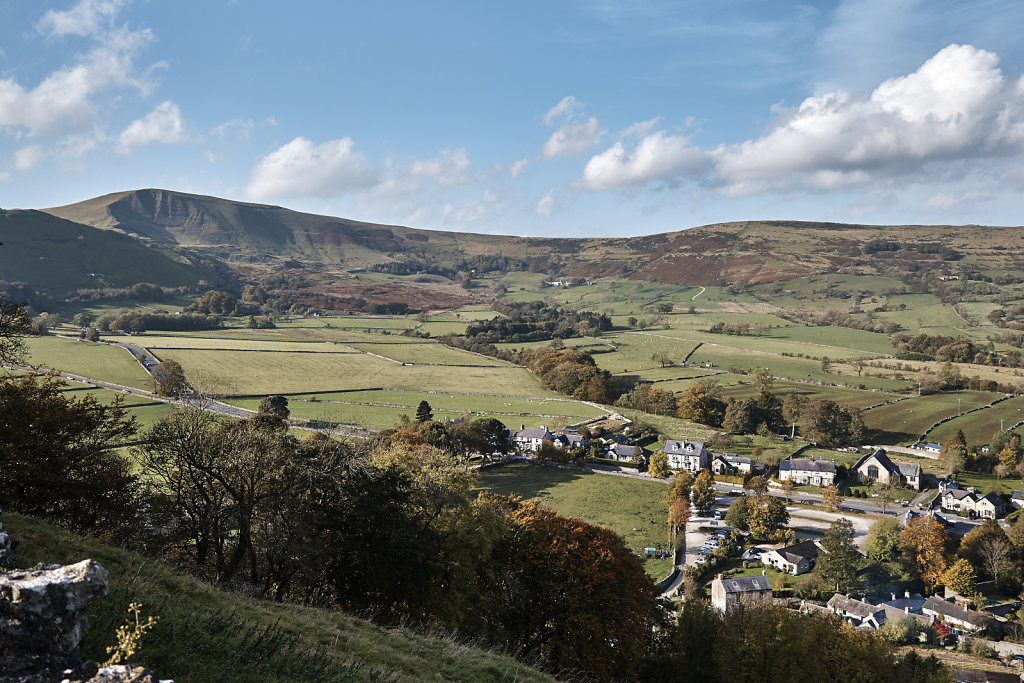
[785,507,878,549]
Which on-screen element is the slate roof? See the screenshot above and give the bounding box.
[779,457,836,473]
[896,461,921,478]
[716,575,772,594]
[774,540,820,564]
[827,594,881,621]
[717,454,752,466]
[516,428,551,440]
[922,597,993,629]
[664,440,706,454]
[853,449,921,479]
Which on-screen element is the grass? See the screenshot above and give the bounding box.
[3,513,553,683]
[26,336,152,389]
[291,390,606,418]
[863,391,1001,443]
[474,461,674,579]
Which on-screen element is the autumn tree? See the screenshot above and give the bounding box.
[746,475,768,498]
[747,496,789,540]
[940,433,968,475]
[449,417,513,460]
[677,380,727,427]
[668,471,692,504]
[692,470,716,515]
[150,358,189,397]
[874,480,897,514]
[940,558,977,597]
[781,478,796,503]
[669,498,691,550]
[480,498,660,680]
[898,516,950,593]
[648,450,669,478]
[821,485,844,511]
[816,518,860,592]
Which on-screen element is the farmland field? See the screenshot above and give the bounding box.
[295,389,606,418]
[862,391,1001,443]
[26,336,152,389]
[474,461,674,579]
[927,395,1024,445]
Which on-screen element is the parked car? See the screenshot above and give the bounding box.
[713,510,725,520]
[703,538,720,549]
[714,529,730,537]
[694,556,707,565]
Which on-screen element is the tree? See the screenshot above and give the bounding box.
[978,535,1013,588]
[0,296,32,364]
[480,498,660,680]
[648,450,670,478]
[722,398,756,434]
[747,496,789,540]
[258,394,290,419]
[724,495,750,531]
[746,475,768,498]
[669,498,690,550]
[692,470,716,515]
[866,517,902,564]
[816,518,860,592]
[668,471,692,504]
[874,481,897,513]
[677,380,727,427]
[898,516,950,593]
[415,400,433,422]
[940,558,977,597]
[940,434,968,475]
[958,520,1011,584]
[821,485,844,511]
[781,478,796,503]
[0,373,140,535]
[449,417,512,459]
[150,359,189,397]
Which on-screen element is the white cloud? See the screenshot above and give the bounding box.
[919,189,991,213]
[618,117,662,140]
[441,190,509,225]
[535,189,557,217]
[711,44,1024,195]
[210,118,254,140]
[542,117,605,159]
[37,0,127,39]
[0,1,156,138]
[409,148,471,185]
[508,158,528,178]
[245,137,379,200]
[13,145,48,171]
[543,96,582,125]
[583,131,709,190]
[116,100,187,153]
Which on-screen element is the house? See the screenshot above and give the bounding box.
[913,442,942,454]
[826,594,932,631]
[940,487,1006,519]
[663,440,709,471]
[922,596,994,634]
[778,456,836,487]
[711,453,755,475]
[710,574,773,612]
[605,443,649,463]
[760,540,820,576]
[853,449,922,490]
[552,431,587,451]
[513,425,554,453]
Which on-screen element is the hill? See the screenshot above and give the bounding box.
[0,208,224,294]
[3,512,553,683]
[44,189,1024,289]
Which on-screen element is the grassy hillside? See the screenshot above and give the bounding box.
[0,209,222,294]
[3,512,553,683]
[43,188,1024,287]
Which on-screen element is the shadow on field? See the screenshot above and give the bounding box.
[864,428,917,446]
[474,461,589,501]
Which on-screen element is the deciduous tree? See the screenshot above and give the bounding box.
[866,517,901,564]
[898,516,950,593]
[821,485,844,511]
[816,518,860,592]
[692,470,716,515]
[940,558,977,597]
[747,496,789,540]
[668,471,692,504]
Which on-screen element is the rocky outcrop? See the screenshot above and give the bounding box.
[0,518,168,683]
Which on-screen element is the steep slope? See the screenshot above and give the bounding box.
[4,512,553,682]
[0,209,223,294]
[43,189,1024,287]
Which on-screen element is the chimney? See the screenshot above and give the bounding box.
[905,606,910,614]
[521,424,525,431]
[905,590,911,599]
[762,569,766,576]
[891,592,896,601]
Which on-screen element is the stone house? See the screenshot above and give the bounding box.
[941,488,1006,519]
[663,440,709,471]
[922,596,994,634]
[853,449,921,490]
[778,456,836,487]
[711,453,755,475]
[710,574,773,612]
[760,540,820,576]
[513,425,553,453]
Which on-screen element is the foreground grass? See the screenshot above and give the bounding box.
[3,513,553,683]
[475,461,673,579]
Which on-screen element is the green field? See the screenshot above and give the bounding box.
[863,391,1002,443]
[474,461,673,579]
[927,395,1024,445]
[26,336,152,389]
[293,389,605,418]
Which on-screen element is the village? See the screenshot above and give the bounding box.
[507,419,1024,664]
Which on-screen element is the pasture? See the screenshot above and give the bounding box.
[474,461,674,579]
[862,390,1001,443]
[26,336,151,389]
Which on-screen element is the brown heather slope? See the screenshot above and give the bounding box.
[43,189,1024,287]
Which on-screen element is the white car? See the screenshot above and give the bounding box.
[703,538,720,549]
[694,556,707,565]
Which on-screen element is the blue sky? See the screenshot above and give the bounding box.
[3,0,1024,237]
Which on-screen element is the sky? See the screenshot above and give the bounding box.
[3,1,1024,237]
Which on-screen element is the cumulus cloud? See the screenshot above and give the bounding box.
[409,147,471,185]
[210,118,254,140]
[919,189,991,213]
[534,189,557,217]
[508,158,528,177]
[541,96,605,159]
[0,0,157,139]
[583,131,709,190]
[13,145,48,171]
[582,44,1024,196]
[245,137,379,200]
[116,100,187,153]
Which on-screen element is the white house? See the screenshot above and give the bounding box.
[760,540,820,576]
[513,425,554,453]
[940,488,1006,520]
[663,440,709,471]
[710,453,755,475]
[853,449,922,490]
[778,456,836,487]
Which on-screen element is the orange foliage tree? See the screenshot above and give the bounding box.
[898,516,950,593]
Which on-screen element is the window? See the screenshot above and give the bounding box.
[867,465,879,479]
